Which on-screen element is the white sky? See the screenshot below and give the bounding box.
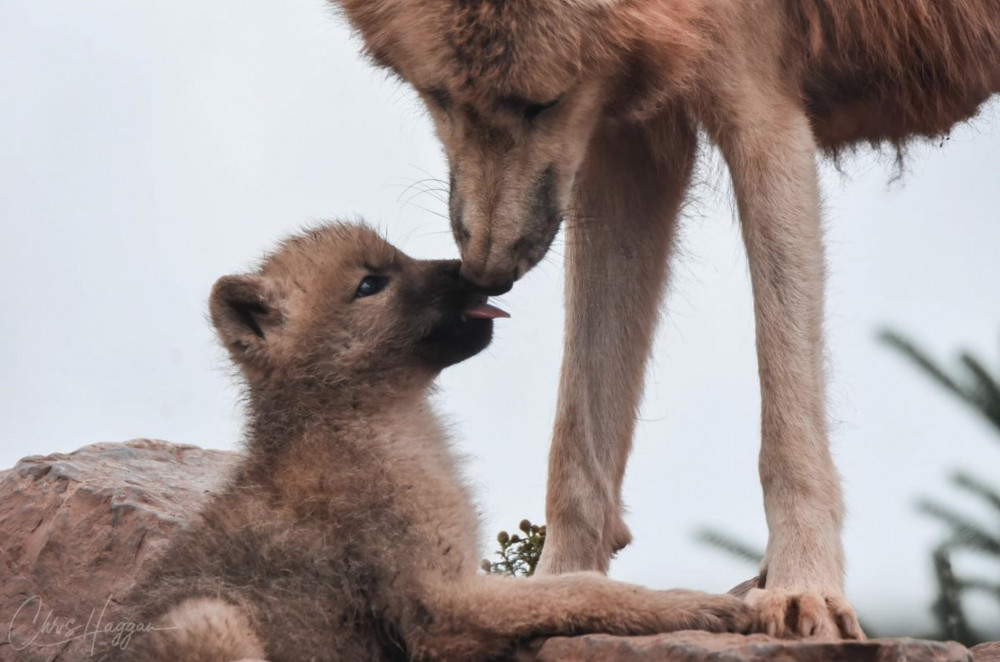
[2,0,999,635]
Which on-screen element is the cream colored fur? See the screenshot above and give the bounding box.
[108,223,753,662]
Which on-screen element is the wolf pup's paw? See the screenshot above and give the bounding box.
[662,591,755,633]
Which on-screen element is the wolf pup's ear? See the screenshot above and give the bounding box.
[210,275,282,363]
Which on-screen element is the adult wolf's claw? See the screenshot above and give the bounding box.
[745,588,864,639]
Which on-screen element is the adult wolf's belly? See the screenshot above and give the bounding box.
[788,0,1000,151]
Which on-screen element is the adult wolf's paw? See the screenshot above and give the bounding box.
[745,588,863,639]
[663,591,754,633]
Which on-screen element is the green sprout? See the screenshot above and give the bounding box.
[482,519,547,577]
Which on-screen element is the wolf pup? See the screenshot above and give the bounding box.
[107,223,752,662]
[332,0,1000,638]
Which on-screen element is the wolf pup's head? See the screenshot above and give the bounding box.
[336,0,699,293]
[210,223,508,389]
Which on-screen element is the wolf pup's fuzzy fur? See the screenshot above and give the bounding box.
[107,223,752,662]
[331,0,1000,639]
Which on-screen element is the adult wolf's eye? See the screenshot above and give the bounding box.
[355,275,388,299]
[524,97,560,121]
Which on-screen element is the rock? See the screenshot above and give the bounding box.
[0,440,984,662]
[533,632,973,662]
[973,643,1000,662]
[0,439,239,662]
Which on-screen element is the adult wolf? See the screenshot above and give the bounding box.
[334,0,1000,639]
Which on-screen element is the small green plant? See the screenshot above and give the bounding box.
[879,330,1000,434]
[880,329,1000,644]
[481,519,546,577]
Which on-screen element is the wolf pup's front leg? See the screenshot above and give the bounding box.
[408,573,751,660]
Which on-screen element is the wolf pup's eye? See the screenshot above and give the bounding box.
[355,275,388,299]
[524,97,561,121]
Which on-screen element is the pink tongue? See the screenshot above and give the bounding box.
[464,302,510,320]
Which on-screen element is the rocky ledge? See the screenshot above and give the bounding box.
[0,440,993,662]
[529,632,976,662]
[0,440,239,661]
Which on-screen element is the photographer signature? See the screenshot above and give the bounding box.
[6,595,173,655]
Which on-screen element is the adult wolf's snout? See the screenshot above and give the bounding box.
[459,263,514,296]
[453,213,519,295]
[454,165,563,296]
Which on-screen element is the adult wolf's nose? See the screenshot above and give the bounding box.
[459,263,514,296]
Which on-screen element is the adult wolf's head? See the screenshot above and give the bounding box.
[337,0,701,292]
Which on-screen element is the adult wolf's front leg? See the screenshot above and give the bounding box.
[712,92,862,639]
[536,111,696,575]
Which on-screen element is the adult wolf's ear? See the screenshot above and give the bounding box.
[210,275,283,365]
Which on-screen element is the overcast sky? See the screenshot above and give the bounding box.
[2,0,999,634]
